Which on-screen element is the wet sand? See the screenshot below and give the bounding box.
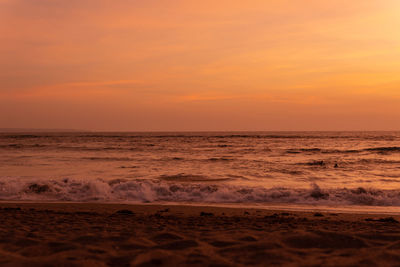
[1,203,400,266]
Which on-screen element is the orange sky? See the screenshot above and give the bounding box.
[1,0,400,131]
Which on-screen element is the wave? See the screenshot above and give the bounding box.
[0,144,47,149]
[286,148,322,154]
[159,174,233,182]
[364,147,400,153]
[0,144,139,152]
[81,157,133,161]
[1,178,400,206]
[2,132,399,140]
[357,159,400,164]
[286,146,400,155]
[207,157,233,161]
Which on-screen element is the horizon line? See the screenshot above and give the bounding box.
[1,128,400,133]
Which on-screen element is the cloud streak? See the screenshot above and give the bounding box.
[1,0,400,130]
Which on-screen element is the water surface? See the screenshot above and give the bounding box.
[1,131,400,207]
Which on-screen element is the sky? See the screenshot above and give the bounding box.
[1,0,400,131]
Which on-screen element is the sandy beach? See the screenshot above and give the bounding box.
[0,203,399,266]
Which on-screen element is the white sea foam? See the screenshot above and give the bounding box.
[1,177,400,206]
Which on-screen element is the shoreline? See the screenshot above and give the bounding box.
[2,201,400,215]
[1,202,400,266]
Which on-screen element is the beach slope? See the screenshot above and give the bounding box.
[1,203,400,266]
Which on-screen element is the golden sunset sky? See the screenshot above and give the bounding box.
[1,0,400,131]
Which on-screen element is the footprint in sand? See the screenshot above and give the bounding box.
[47,242,77,253]
[151,233,183,243]
[284,231,367,249]
[238,236,258,242]
[209,241,237,248]
[155,240,198,250]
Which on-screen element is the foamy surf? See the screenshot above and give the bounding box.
[1,177,400,207]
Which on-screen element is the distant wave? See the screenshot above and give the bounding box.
[159,174,233,182]
[364,147,400,153]
[1,178,400,206]
[0,144,137,152]
[286,146,400,155]
[4,143,400,155]
[2,132,399,140]
[81,157,133,161]
[286,148,322,154]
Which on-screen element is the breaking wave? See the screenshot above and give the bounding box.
[1,178,400,206]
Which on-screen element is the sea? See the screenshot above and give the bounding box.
[1,131,400,212]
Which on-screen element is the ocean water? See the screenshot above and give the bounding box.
[1,131,400,208]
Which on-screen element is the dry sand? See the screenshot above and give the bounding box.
[1,203,400,266]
